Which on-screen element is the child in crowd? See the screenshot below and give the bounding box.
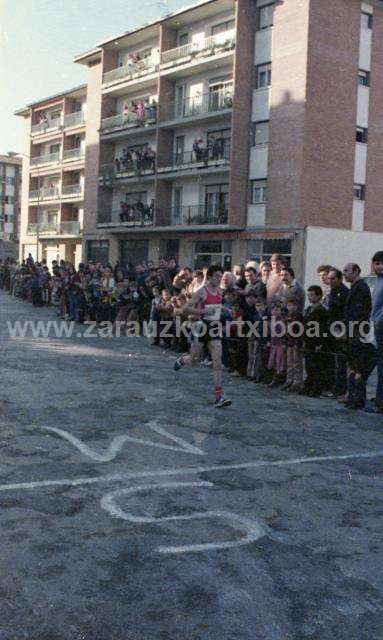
[303,285,329,397]
[267,302,286,387]
[247,297,271,383]
[281,296,304,392]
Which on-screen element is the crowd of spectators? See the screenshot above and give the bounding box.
[1,251,382,414]
[119,199,155,223]
[115,146,156,174]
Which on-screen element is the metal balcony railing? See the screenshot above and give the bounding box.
[41,186,60,199]
[101,110,157,133]
[64,111,85,128]
[27,222,58,235]
[27,221,81,236]
[165,89,233,122]
[27,223,38,235]
[30,152,60,166]
[159,141,231,170]
[171,204,228,226]
[103,55,158,85]
[161,29,236,66]
[98,204,154,226]
[63,148,84,161]
[59,221,81,235]
[31,117,62,135]
[61,184,83,196]
[29,187,60,199]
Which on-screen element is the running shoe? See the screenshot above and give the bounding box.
[174,357,184,371]
[214,395,232,408]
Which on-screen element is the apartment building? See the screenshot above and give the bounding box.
[0,153,22,257]
[17,0,383,282]
[16,85,87,266]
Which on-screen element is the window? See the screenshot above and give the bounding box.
[178,33,189,46]
[353,184,366,201]
[258,4,274,30]
[4,196,14,204]
[211,19,235,35]
[50,110,62,122]
[253,121,269,145]
[356,127,368,143]
[205,184,229,220]
[361,12,373,29]
[174,135,185,163]
[50,144,60,155]
[256,64,272,89]
[120,239,148,266]
[251,180,267,204]
[358,70,370,87]
[6,177,15,185]
[247,239,292,265]
[87,240,109,264]
[194,240,232,270]
[207,128,231,157]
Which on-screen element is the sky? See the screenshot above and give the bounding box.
[0,0,197,153]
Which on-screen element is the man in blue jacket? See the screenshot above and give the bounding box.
[365,251,383,413]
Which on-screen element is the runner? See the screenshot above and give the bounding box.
[173,264,232,408]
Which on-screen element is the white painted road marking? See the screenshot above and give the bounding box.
[39,420,204,462]
[0,448,382,493]
[100,481,266,554]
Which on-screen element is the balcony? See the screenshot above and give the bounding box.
[63,111,86,128]
[28,186,60,201]
[27,222,57,235]
[30,152,60,167]
[103,56,158,86]
[161,29,236,69]
[61,184,83,198]
[161,89,233,125]
[100,110,156,135]
[99,156,155,184]
[27,221,81,236]
[63,148,84,161]
[31,117,62,136]
[172,204,228,226]
[59,221,82,235]
[158,141,230,176]
[98,203,154,227]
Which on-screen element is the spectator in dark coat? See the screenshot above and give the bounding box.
[343,263,377,409]
[327,268,350,397]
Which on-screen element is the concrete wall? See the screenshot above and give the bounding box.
[304,225,383,286]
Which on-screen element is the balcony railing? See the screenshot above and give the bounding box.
[172,204,228,226]
[161,29,236,66]
[101,110,157,133]
[98,204,154,226]
[164,89,233,122]
[27,222,58,235]
[61,184,83,197]
[159,141,231,172]
[59,221,81,235]
[27,221,81,236]
[103,55,158,85]
[64,111,85,128]
[31,117,62,135]
[99,156,156,182]
[30,152,60,166]
[63,148,84,161]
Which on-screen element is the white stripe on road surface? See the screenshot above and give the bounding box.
[40,420,204,462]
[0,448,382,493]
[100,481,266,554]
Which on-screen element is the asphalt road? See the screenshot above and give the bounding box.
[0,290,382,640]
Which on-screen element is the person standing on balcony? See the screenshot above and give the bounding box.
[149,99,157,122]
[174,265,232,408]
